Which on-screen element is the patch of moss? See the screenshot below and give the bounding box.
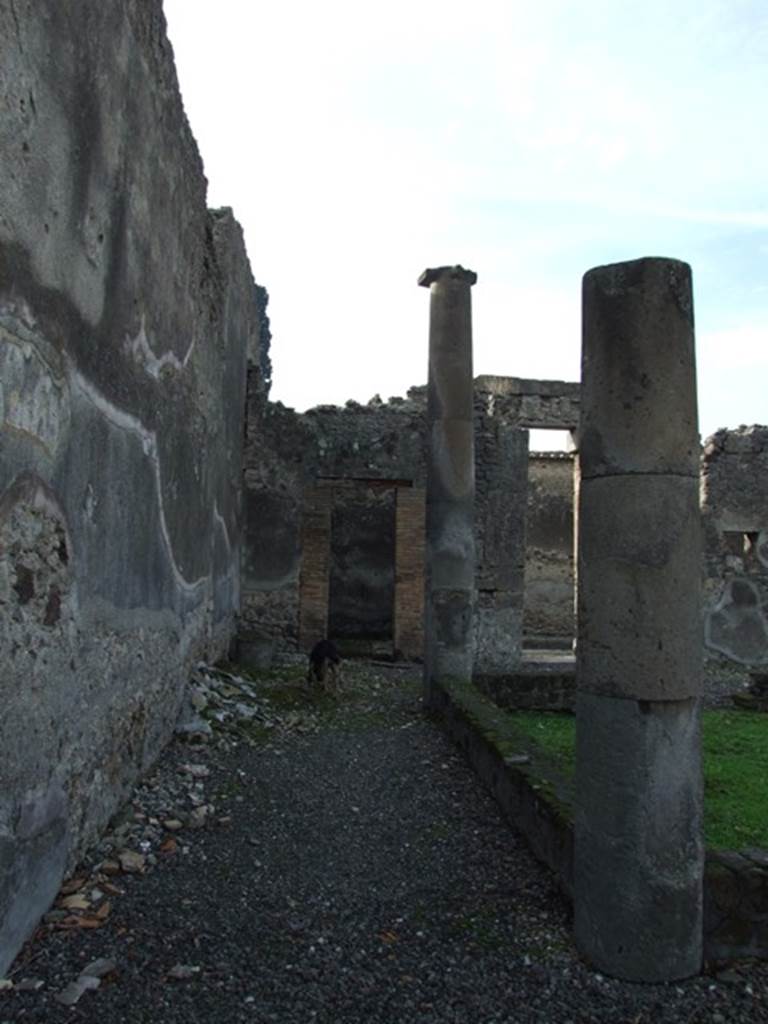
[438,678,575,822]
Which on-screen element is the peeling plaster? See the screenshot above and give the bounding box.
[0,309,69,456]
[125,316,195,380]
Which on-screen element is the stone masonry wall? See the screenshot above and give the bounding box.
[474,375,580,430]
[702,427,768,666]
[242,381,768,675]
[241,392,312,654]
[0,0,261,973]
[240,390,427,655]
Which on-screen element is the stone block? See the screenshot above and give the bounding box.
[580,257,698,480]
[578,474,702,701]
[574,693,703,981]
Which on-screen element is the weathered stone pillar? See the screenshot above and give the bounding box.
[575,257,703,981]
[419,265,477,705]
[474,421,528,674]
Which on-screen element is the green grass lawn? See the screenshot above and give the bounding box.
[508,709,768,850]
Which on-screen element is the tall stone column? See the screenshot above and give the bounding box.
[574,257,704,982]
[474,421,528,674]
[419,265,477,706]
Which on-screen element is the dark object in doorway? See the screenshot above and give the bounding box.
[307,639,342,692]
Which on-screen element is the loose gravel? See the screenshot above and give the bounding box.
[4,661,768,1023]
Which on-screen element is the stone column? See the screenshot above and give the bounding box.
[419,265,477,706]
[574,257,703,982]
[474,421,528,674]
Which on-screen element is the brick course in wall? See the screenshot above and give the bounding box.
[394,486,426,660]
[297,486,332,651]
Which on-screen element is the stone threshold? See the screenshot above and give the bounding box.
[428,677,768,965]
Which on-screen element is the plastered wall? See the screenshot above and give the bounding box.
[0,0,262,972]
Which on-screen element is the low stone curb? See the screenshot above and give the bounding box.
[430,677,768,964]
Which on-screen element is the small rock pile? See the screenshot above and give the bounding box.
[176,662,320,744]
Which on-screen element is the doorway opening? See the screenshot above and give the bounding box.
[298,479,425,661]
[522,431,576,651]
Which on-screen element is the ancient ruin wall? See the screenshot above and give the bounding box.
[474,375,580,430]
[702,427,768,665]
[0,0,261,972]
[241,392,312,655]
[240,391,427,656]
[242,381,565,664]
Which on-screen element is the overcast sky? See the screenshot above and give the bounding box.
[163,0,767,440]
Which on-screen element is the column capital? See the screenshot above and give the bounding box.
[418,265,477,288]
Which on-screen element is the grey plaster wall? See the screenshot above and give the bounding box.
[0,0,259,973]
[702,427,768,666]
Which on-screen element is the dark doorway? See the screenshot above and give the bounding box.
[328,482,396,657]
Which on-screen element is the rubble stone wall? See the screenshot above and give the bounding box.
[243,381,582,663]
[242,383,768,675]
[240,392,427,654]
[474,375,580,430]
[702,427,768,666]
[241,394,311,653]
[0,0,261,973]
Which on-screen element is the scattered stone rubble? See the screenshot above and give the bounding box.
[0,660,325,1002]
[175,661,320,742]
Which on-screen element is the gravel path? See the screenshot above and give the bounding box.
[4,662,768,1023]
